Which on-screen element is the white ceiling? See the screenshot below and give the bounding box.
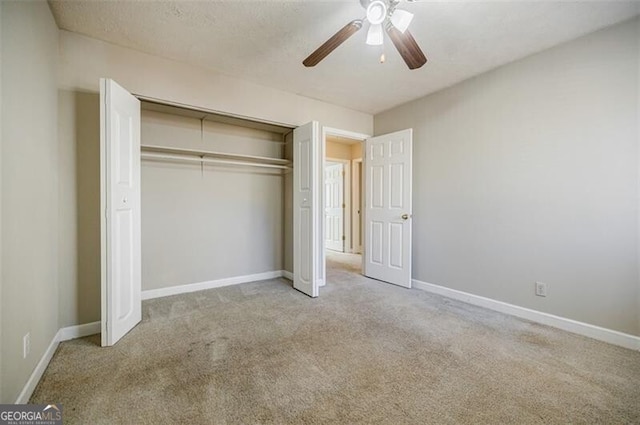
[49,0,639,115]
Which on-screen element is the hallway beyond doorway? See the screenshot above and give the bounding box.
[326,250,362,277]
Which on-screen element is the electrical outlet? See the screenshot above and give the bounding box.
[23,333,30,359]
[535,281,548,297]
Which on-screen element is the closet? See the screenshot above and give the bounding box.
[138,100,294,294]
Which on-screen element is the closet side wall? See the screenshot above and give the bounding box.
[141,111,285,291]
[283,132,293,275]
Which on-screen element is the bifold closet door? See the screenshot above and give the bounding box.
[293,121,322,297]
[100,78,142,346]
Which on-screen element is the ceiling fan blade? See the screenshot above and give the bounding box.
[303,20,363,67]
[385,25,427,70]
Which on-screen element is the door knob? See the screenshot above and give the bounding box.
[402,213,410,220]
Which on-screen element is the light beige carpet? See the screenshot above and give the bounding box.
[31,252,640,424]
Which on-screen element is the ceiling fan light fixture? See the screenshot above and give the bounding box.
[366,23,384,46]
[366,0,387,25]
[390,8,413,33]
[302,0,426,70]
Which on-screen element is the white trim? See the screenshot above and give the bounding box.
[282,270,319,287]
[15,321,101,404]
[59,321,101,342]
[15,332,59,404]
[322,127,371,142]
[141,270,284,300]
[282,270,294,280]
[412,279,640,351]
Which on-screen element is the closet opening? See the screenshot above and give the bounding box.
[137,98,296,299]
[102,79,327,345]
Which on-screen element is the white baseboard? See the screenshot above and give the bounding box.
[272,270,317,285]
[15,321,101,404]
[412,279,640,351]
[141,270,284,300]
[58,321,101,342]
[15,332,60,404]
[281,270,293,280]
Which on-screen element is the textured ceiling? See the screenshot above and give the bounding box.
[49,0,639,115]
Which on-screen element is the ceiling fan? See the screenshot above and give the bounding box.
[303,0,427,70]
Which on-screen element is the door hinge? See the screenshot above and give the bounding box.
[342,170,345,176]
[342,235,345,241]
[342,203,346,208]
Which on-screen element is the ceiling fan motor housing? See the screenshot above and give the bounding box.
[366,1,388,25]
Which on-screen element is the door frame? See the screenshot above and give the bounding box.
[351,158,363,254]
[321,127,370,277]
[324,158,350,253]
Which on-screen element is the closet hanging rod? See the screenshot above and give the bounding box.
[140,144,291,166]
[141,152,291,170]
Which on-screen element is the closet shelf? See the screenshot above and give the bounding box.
[140,144,291,169]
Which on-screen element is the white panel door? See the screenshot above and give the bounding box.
[293,121,321,297]
[100,78,142,346]
[364,129,412,288]
[325,162,344,252]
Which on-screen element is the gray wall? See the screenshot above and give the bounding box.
[57,91,101,328]
[375,18,640,336]
[141,111,285,290]
[0,0,4,404]
[1,1,60,403]
[58,30,373,135]
[637,19,640,335]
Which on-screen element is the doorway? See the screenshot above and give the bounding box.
[322,128,367,280]
[324,161,346,252]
